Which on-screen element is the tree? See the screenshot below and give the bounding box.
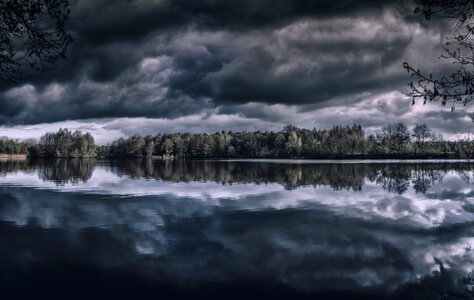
[161,138,174,157]
[0,0,72,80]
[126,136,145,156]
[226,145,237,157]
[404,0,474,109]
[380,123,411,155]
[285,130,302,158]
[412,124,432,143]
[171,134,186,157]
[412,123,433,154]
[217,132,232,157]
[145,140,154,157]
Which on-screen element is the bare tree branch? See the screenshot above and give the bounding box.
[404,0,474,110]
[0,0,72,81]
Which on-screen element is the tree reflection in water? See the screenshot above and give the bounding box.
[36,159,96,185]
[108,160,474,194]
[0,159,34,176]
[0,159,473,193]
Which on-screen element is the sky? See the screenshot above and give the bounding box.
[0,0,472,145]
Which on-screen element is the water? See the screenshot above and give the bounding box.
[1,159,474,299]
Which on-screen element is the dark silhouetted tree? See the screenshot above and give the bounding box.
[0,0,72,80]
[413,123,433,154]
[404,0,474,109]
[379,123,411,155]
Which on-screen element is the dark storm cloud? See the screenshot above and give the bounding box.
[71,0,410,38]
[2,0,411,84]
[0,0,456,128]
[192,32,412,105]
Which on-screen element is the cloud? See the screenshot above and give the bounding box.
[0,93,471,145]
[0,0,469,139]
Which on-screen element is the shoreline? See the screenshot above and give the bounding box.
[204,158,474,164]
[0,154,28,161]
[100,158,474,164]
[4,156,474,164]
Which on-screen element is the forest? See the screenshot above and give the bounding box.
[99,123,474,159]
[0,137,36,155]
[1,123,474,159]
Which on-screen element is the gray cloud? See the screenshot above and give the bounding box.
[0,0,469,139]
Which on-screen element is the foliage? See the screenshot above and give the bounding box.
[3,124,474,159]
[100,123,474,159]
[0,137,36,154]
[0,0,72,80]
[33,128,96,158]
[413,123,434,154]
[404,0,474,108]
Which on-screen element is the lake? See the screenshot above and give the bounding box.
[1,159,474,299]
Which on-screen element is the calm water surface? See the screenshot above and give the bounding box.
[1,159,474,299]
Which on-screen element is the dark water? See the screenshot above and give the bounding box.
[1,159,474,299]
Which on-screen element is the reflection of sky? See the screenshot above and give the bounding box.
[0,167,473,227]
[0,165,474,295]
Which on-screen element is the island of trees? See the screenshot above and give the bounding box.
[1,123,474,159]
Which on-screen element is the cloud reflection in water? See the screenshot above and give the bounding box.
[0,160,473,299]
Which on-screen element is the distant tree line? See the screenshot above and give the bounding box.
[0,137,36,155]
[98,123,474,159]
[2,123,474,159]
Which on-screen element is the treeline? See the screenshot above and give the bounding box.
[2,123,474,159]
[0,137,36,155]
[0,129,96,158]
[99,123,474,159]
